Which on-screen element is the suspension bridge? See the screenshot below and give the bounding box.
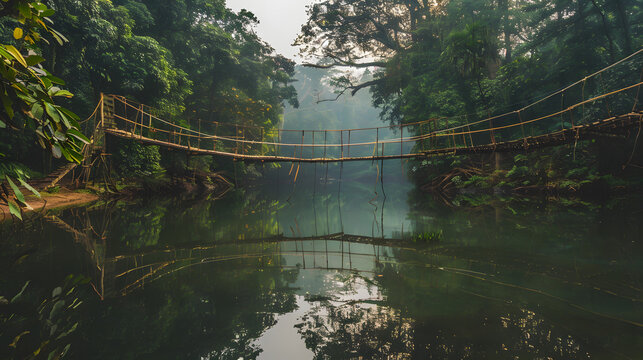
[81,51,642,165]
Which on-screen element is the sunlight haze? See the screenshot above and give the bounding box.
[227,0,313,60]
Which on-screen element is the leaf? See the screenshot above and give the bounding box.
[6,176,27,206]
[67,128,89,144]
[5,45,27,67]
[58,107,79,121]
[0,118,5,128]
[52,89,73,98]
[52,286,62,298]
[31,103,44,119]
[8,201,22,219]
[51,143,62,158]
[56,108,72,128]
[61,344,71,358]
[11,281,30,303]
[26,54,45,66]
[9,331,30,348]
[13,27,23,40]
[33,2,48,11]
[47,75,65,85]
[55,323,78,340]
[53,130,67,141]
[49,299,65,320]
[45,102,62,124]
[1,96,14,119]
[18,177,40,198]
[60,145,82,163]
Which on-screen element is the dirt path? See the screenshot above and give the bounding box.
[1,189,99,221]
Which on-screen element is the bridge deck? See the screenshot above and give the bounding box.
[103,112,642,162]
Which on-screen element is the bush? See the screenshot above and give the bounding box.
[114,142,162,178]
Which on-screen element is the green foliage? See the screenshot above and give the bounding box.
[114,142,161,178]
[0,1,89,219]
[0,157,40,219]
[1,275,87,359]
[298,0,642,189]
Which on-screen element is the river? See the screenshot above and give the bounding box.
[1,160,641,359]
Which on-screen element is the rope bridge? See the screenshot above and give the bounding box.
[98,50,643,163]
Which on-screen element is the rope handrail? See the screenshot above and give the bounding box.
[108,49,642,136]
[108,81,640,150]
[97,49,642,161]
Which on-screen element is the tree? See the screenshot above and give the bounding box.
[0,0,87,219]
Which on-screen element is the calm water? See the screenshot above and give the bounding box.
[1,161,642,359]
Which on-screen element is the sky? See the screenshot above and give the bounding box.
[227,0,314,60]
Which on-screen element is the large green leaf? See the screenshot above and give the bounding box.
[44,102,62,124]
[67,128,89,144]
[18,177,40,198]
[6,175,26,205]
[26,54,45,66]
[4,45,27,67]
[8,201,22,219]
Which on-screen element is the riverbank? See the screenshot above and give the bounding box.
[0,188,100,221]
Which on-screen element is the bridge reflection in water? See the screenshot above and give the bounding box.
[47,209,408,298]
[30,192,642,359]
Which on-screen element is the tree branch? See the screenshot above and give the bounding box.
[303,60,387,69]
[316,78,385,103]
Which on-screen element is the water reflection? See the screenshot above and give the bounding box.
[1,167,642,359]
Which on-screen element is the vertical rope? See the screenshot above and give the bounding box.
[373,128,379,162]
[581,78,587,124]
[323,130,327,161]
[311,130,315,159]
[632,68,643,112]
[340,130,344,160]
[347,130,351,158]
[560,93,566,131]
[465,115,474,147]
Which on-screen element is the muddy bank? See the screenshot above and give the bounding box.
[0,189,99,221]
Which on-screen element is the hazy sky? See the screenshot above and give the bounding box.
[227,0,314,60]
